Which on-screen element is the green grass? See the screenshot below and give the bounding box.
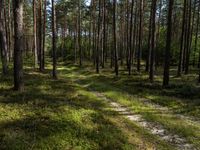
[63,64,200,149]
[0,63,176,150]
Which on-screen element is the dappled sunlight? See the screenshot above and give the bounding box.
[0,66,144,149]
[1,64,200,149]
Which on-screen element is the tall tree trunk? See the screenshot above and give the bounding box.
[146,6,153,73]
[38,0,44,71]
[128,0,134,75]
[52,0,57,79]
[137,0,143,72]
[96,0,101,73]
[113,0,118,76]
[13,0,24,91]
[42,0,47,70]
[78,0,82,66]
[33,0,38,68]
[0,0,9,75]
[126,0,129,70]
[177,0,187,76]
[3,0,9,62]
[193,1,200,67]
[102,0,106,68]
[8,0,12,61]
[149,0,157,82]
[185,0,192,74]
[163,0,174,87]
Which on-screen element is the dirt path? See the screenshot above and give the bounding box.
[138,97,200,126]
[92,91,196,150]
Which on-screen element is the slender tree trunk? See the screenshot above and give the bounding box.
[42,0,47,70]
[128,0,134,75]
[189,0,196,67]
[137,0,143,72]
[149,0,157,82]
[177,0,187,76]
[13,0,24,91]
[38,0,44,71]
[113,0,118,76]
[89,5,92,60]
[182,0,189,72]
[146,6,152,73]
[33,0,38,68]
[52,0,57,79]
[96,0,101,73]
[75,14,78,63]
[132,1,137,68]
[102,0,106,68]
[3,0,9,62]
[8,0,12,61]
[163,0,174,87]
[78,0,82,66]
[0,0,9,75]
[193,1,200,67]
[126,0,129,70]
[185,0,192,74]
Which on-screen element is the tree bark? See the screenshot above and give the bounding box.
[52,0,57,79]
[149,0,157,82]
[163,0,174,87]
[113,0,118,76]
[33,0,38,68]
[137,0,143,72]
[13,0,24,91]
[78,0,82,66]
[0,0,9,75]
[42,0,47,70]
[177,0,187,76]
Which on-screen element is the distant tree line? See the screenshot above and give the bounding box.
[0,0,200,91]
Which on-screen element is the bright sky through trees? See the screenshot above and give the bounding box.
[86,0,91,6]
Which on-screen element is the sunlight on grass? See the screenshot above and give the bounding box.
[0,63,200,149]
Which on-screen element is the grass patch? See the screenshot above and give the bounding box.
[0,64,175,150]
[68,64,200,149]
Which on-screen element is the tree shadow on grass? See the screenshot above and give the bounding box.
[0,94,136,150]
[0,69,136,149]
[0,114,128,150]
[73,71,200,118]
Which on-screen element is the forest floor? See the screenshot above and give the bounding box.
[0,62,200,150]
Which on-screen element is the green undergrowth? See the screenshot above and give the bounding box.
[0,64,175,150]
[63,64,200,149]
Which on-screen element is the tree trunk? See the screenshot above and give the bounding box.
[13,0,24,91]
[42,0,47,70]
[113,0,118,76]
[52,0,57,79]
[78,0,82,66]
[38,0,44,71]
[185,0,192,74]
[163,0,174,87]
[177,0,187,76]
[96,0,101,73]
[0,0,9,75]
[128,0,134,75]
[149,0,157,82]
[137,0,143,72]
[193,1,200,67]
[33,0,38,68]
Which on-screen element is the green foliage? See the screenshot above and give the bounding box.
[0,64,175,150]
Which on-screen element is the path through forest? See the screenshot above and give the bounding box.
[67,67,200,150]
[92,91,194,150]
